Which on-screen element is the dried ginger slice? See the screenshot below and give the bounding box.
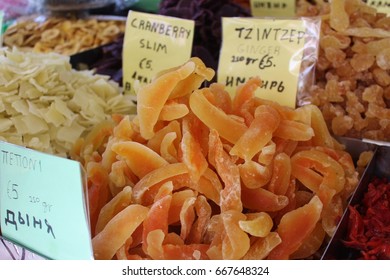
[330,0,349,31]
[273,119,314,141]
[232,77,262,115]
[92,204,149,260]
[267,195,323,260]
[137,60,195,140]
[111,141,168,179]
[230,105,281,161]
[190,88,247,144]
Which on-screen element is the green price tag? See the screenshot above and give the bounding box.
[0,141,93,260]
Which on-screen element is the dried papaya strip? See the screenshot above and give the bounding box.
[267,153,291,195]
[146,229,165,259]
[239,160,271,189]
[190,88,247,144]
[168,189,196,225]
[108,160,137,195]
[273,119,314,141]
[92,204,149,260]
[208,129,242,212]
[209,83,232,114]
[137,60,195,140]
[321,194,344,237]
[113,115,134,140]
[267,195,323,260]
[257,140,276,166]
[230,105,280,161]
[242,232,281,260]
[95,185,132,235]
[308,105,335,148]
[241,185,289,212]
[82,120,115,159]
[112,141,168,179]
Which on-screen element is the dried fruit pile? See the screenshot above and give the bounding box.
[72,58,360,260]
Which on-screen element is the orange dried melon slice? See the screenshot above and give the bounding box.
[159,101,189,121]
[267,152,291,195]
[137,60,195,140]
[221,210,250,260]
[267,195,323,260]
[232,77,262,114]
[208,129,242,212]
[92,204,149,260]
[239,212,273,237]
[179,197,196,241]
[290,222,326,259]
[230,105,280,161]
[239,160,271,189]
[257,140,276,166]
[308,104,335,148]
[142,193,172,253]
[187,195,212,244]
[147,120,181,154]
[95,185,132,235]
[242,232,282,260]
[190,88,247,144]
[113,115,134,140]
[160,132,178,163]
[111,141,168,179]
[162,243,210,260]
[273,119,314,141]
[168,189,196,225]
[241,185,289,212]
[209,82,232,114]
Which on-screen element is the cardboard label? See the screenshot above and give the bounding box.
[250,0,296,17]
[218,17,307,108]
[123,10,194,94]
[0,141,93,260]
[366,0,390,14]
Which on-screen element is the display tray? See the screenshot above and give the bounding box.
[321,142,389,260]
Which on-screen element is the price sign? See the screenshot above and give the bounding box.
[218,17,309,108]
[365,0,390,14]
[0,141,93,260]
[250,0,296,17]
[123,10,195,94]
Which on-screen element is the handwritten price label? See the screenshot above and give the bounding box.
[0,141,93,260]
[218,17,308,108]
[123,11,195,94]
[365,0,390,14]
[250,0,296,17]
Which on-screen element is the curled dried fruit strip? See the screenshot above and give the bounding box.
[239,160,271,189]
[137,61,195,140]
[95,186,132,235]
[330,0,349,31]
[190,88,247,144]
[230,105,281,161]
[242,232,282,260]
[112,141,168,179]
[239,212,273,237]
[267,195,323,260]
[92,204,149,260]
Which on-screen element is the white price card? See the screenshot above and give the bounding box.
[0,141,93,260]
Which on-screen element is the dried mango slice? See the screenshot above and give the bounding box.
[92,204,149,260]
[112,141,168,179]
[137,61,195,139]
[267,196,323,260]
[190,88,247,144]
[230,105,280,161]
